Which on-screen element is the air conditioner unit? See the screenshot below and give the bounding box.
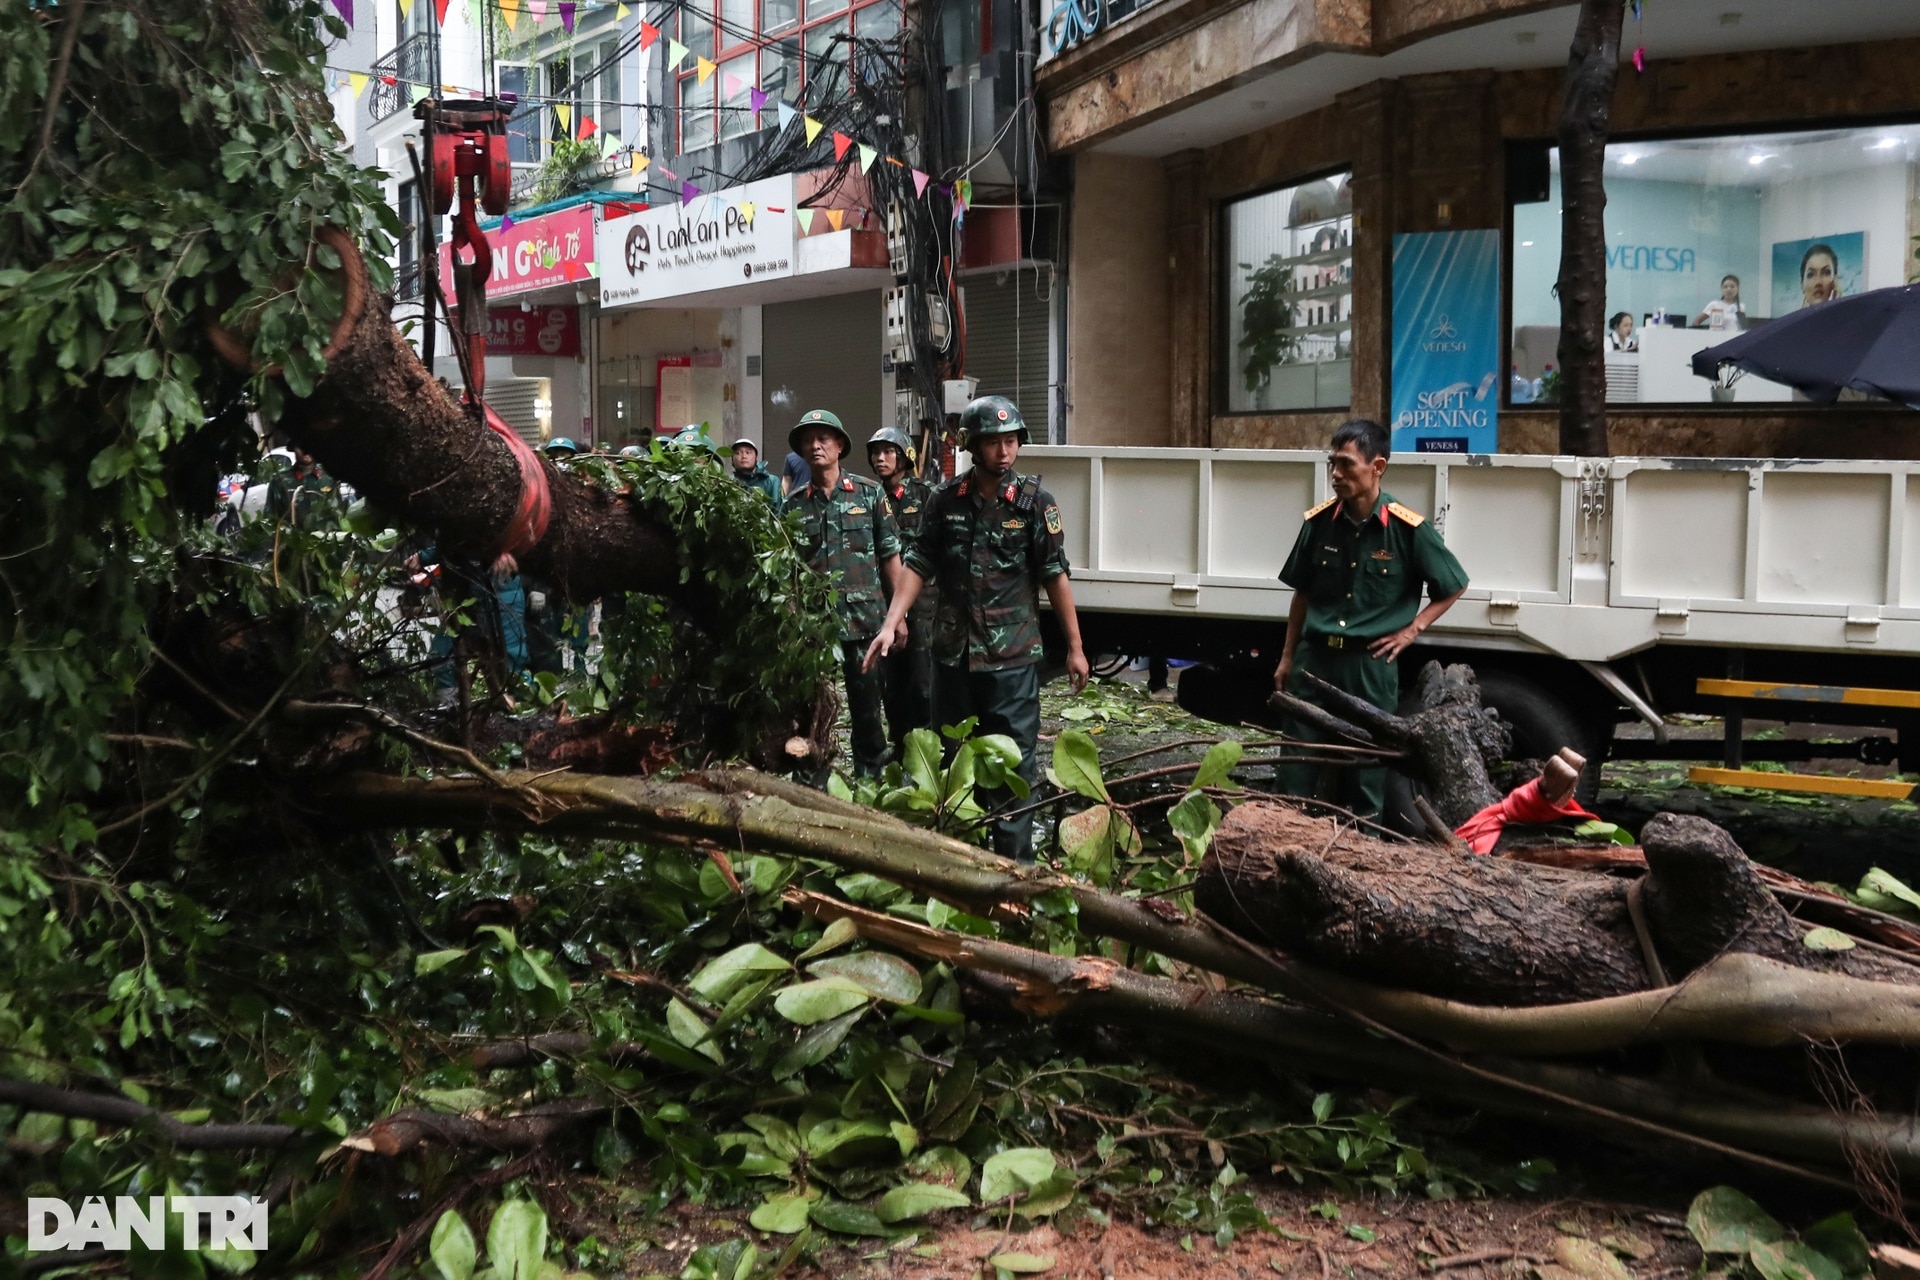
[942,377,978,414]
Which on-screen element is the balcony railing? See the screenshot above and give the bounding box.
[370,32,438,122]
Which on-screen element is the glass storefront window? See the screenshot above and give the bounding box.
[719,53,757,140]
[1221,173,1353,413]
[680,72,715,152]
[1511,122,1920,407]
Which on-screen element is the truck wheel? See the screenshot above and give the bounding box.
[1476,670,1604,804]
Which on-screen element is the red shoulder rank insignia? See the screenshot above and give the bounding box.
[1303,496,1337,520]
[841,477,855,492]
[1386,501,1426,527]
[957,479,971,498]
[1003,482,1018,503]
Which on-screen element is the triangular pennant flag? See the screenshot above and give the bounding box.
[409,82,429,105]
[956,178,973,209]
[723,71,744,98]
[739,201,756,225]
[349,71,370,99]
[912,167,929,197]
[587,261,600,277]
[617,1,628,14]
[329,0,352,24]
[656,164,677,181]
[600,132,620,158]
[631,152,650,175]
[555,103,572,135]
[804,115,824,144]
[558,1,575,31]
[778,101,797,130]
[750,87,768,116]
[380,73,397,85]
[795,209,815,233]
[682,182,702,205]
[667,38,688,68]
[696,56,716,84]
[500,214,516,231]
[858,143,876,172]
[832,131,853,161]
[398,0,414,17]
[500,0,519,29]
[825,208,844,231]
[434,0,450,24]
[638,19,659,49]
[578,115,597,140]
[527,0,547,22]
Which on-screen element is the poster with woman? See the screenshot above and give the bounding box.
[1769,232,1865,315]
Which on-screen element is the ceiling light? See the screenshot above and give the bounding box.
[1747,153,1772,166]
[1520,240,1534,247]
[1870,137,1902,151]
[1617,153,1639,165]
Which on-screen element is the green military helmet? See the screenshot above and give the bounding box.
[619,444,645,459]
[729,437,760,454]
[866,426,917,466]
[543,436,579,457]
[789,407,851,457]
[669,424,722,456]
[958,395,1028,449]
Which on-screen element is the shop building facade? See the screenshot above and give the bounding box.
[1041,0,1920,457]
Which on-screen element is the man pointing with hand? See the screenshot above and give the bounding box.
[866,396,1089,861]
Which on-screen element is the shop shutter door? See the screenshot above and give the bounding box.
[962,272,1052,435]
[486,379,545,447]
[763,292,885,444]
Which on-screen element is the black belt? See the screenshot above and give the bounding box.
[1319,633,1358,650]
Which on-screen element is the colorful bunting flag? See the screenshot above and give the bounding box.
[433,0,450,23]
[750,87,769,116]
[558,0,575,31]
[600,132,620,158]
[500,214,516,231]
[527,0,547,22]
[803,115,823,144]
[409,82,429,105]
[638,19,659,48]
[349,71,370,98]
[578,115,597,140]
[398,0,413,18]
[657,164,677,181]
[696,56,717,84]
[777,101,797,131]
[1632,44,1645,72]
[795,209,815,233]
[500,0,519,29]
[832,131,853,161]
[911,167,929,197]
[825,209,845,231]
[631,153,650,175]
[617,1,629,14]
[722,71,743,98]
[587,261,601,278]
[555,103,572,135]
[956,179,973,209]
[857,143,876,173]
[738,202,756,226]
[667,38,689,68]
[329,0,352,24]
[682,182,702,205]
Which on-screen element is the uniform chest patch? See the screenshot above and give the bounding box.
[1044,506,1062,535]
[845,506,867,515]
[1371,550,1394,561]
[1002,519,1025,530]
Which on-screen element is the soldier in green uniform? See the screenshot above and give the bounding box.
[867,426,935,755]
[264,448,338,530]
[783,409,904,778]
[1273,418,1469,818]
[864,396,1090,862]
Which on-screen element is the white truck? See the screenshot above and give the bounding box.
[1021,445,1920,793]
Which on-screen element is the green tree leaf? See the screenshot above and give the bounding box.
[772,1007,864,1079]
[486,1201,548,1280]
[807,1199,890,1237]
[1166,791,1222,864]
[980,1147,1058,1203]
[749,1194,813,1235]
[807,951,922,1004]
[665,998,724,1065]
[415,948,469,976]
[1803,927,1855,952]
[773,976,872,1025]
[1047,729,1108,802]
[1190,740,1243,789]
[688,942,791,1004]
[875,1182,972,1223]
[1750,1241,1845,1280]
[1801,1214,1869,1277]
[1687,1187,1785,1255]
[988,1253,1056,1273]
[430,1211,477,1280]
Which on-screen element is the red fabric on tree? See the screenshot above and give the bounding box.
[470,399,551,569]
[1453,776,1596,854]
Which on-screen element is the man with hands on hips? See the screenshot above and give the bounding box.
[864,396,1089,862]
[1273,418,1468,818]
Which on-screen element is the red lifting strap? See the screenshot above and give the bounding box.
[471,398,552,565]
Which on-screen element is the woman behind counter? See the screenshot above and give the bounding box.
[1606,311,1638,351]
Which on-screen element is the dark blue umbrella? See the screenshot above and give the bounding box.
[1691,283,1920,409]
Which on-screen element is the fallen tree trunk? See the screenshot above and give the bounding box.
[1197,803,1920,1006]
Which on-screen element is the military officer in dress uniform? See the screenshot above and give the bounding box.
[864,396,1090,862]
[1274,418,1469,818]
[866,426,936,755]
[783,409,904,778]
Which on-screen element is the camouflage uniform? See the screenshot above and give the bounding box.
[904,469,1071,860]
[878,473,937,755]
[1276,489,1469,817]
[785,473,902,776]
